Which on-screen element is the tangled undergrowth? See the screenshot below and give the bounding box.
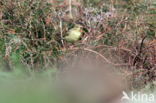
[0,0,156,89]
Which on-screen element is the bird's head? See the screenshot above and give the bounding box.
[73,24,83,31]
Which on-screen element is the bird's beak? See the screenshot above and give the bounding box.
[80,29,83,32]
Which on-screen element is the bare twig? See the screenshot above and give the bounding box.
[60,19,64,46]
[133,36,147,66]
[83,48,129,66]
[69,0,73,18]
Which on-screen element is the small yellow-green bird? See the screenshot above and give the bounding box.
[64,24,83,42]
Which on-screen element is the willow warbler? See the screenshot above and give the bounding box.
[64,25,83,42]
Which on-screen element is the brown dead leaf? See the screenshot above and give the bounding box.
[148,40,156,50]
[0,10,3,20]
[45,16,52,25]
[7,29,16,34]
